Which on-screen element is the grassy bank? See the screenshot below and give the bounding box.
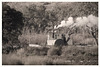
[2,45,98,65]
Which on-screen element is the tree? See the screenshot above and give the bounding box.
[2,3,24,45]
[24,4,48,34]
[47,10,58,38]
[86,25,98,45]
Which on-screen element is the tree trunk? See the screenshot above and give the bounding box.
[52,22,54,39]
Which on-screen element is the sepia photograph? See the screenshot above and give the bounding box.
[2,2,98,65]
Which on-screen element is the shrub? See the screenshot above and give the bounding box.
[61,45,98,57]
[47,46,62,56]
[84,46,98,57]
[71,33,96,45]
[2,44,13,54]
[25,47,49,56]
[61,46,82,57]
[18,34,47,46]
[16,48,25,56]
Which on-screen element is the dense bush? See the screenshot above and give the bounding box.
[25,47,49,56]
[47,46,62,56]
[70,33,96,45]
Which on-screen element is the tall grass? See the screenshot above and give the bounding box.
[18,33,47,46]
[23,56,53,65]
[61,45,98,57]
[2,54,23,65]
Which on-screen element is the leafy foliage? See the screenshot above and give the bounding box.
[7,2,98,34]
[2,3,24,44]
[23,4,47,33]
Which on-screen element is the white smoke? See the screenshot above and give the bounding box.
[55,17,74,29]
[87,14,98,27]
[57,20,66,28]
[55,14,98,29]
[74,17,89,27]
[66,17,74,26]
